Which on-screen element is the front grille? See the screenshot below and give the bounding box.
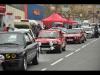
[66,37,74,39]
[40,43,50,48]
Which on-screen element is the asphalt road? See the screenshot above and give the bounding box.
[28,38,100,71]
[0,38,100,71]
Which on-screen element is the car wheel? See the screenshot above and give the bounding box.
[20,57,27,71]
[56,46,62,53]
[78,39,82,44]
[32,53,39,65]
[62,41,66,51]
[82,39,85,43]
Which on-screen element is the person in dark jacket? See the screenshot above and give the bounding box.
[94,25,99,38]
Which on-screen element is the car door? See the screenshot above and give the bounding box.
[24,33,38,62]
[27,32,38,58]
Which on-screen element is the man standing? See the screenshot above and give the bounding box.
[94,24,99,38]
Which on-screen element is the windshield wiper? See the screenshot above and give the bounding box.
[0,43,19,45]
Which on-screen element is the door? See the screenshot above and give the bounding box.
[24,33,37,62]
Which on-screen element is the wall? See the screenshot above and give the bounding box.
[6,5,25,19]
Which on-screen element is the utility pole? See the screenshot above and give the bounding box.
[93,5,95,23]
[24,4,28,19]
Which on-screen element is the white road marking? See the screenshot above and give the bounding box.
[74,48,81,52]
[51,58,64,66]
[65,52,74,58]
[41,68,47,71]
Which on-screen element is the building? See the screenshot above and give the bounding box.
[6,4,25,20]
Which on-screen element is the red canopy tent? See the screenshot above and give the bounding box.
[42,13,69,23]
[66,19,78,25]
[42,13,69,28]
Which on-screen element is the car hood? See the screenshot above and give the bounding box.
[0,45,25,53]
[36,38,59,43]
[65,34,81,37]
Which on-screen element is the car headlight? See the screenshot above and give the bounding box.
[49,41,53,46]
[5,53,16,59]
[38,42,41,46]
[11,53,16,59]
[5,53,10,59]
[52,41,58,44]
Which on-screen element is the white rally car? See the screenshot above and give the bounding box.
[83,27,94,38]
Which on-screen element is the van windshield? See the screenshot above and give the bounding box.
[15,24,29,29]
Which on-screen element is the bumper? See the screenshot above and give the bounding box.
[2,58,23,68]
[40,44,61,51]
[66,38,81,43]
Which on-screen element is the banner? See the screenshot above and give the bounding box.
[27,4,46,20]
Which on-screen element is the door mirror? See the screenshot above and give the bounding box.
[26,41,32,46]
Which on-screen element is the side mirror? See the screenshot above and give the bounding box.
[26,41,32,46]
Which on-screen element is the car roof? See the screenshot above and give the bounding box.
[0,31,24,34]
[14,29,31,33]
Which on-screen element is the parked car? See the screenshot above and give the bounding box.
[0,32,39,71]
[65,28,86,44]
[83,27,94,38]
[36,30,66,53]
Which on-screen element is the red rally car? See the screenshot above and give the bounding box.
[36,30,66,53]
[64,29,86,44]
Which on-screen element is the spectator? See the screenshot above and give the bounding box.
[8,24,14,32]
[94,24,99,38]
[3,24,8,32]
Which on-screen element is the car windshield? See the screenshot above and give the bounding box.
[66,29,81,34]
[15,24,29,29]
[38,31,59,38]
[0,33,24,45]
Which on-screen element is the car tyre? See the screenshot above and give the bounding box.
[32,53,39,65]
[56,46,62,53]
[62,41,66,51]
[20,56,27,71]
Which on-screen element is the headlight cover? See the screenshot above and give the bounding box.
[38,42,41,46]
[49,41,53,46]
[5,53,17,59]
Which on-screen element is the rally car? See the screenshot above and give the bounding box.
[36,30,66,53]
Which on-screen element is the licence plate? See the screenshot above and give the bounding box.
[41,48,50,50]
[67,39,73,41]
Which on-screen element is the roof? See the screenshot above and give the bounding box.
[0,31,24,34]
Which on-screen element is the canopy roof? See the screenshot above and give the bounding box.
[42,13,68,23]
[67,19,78,25]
